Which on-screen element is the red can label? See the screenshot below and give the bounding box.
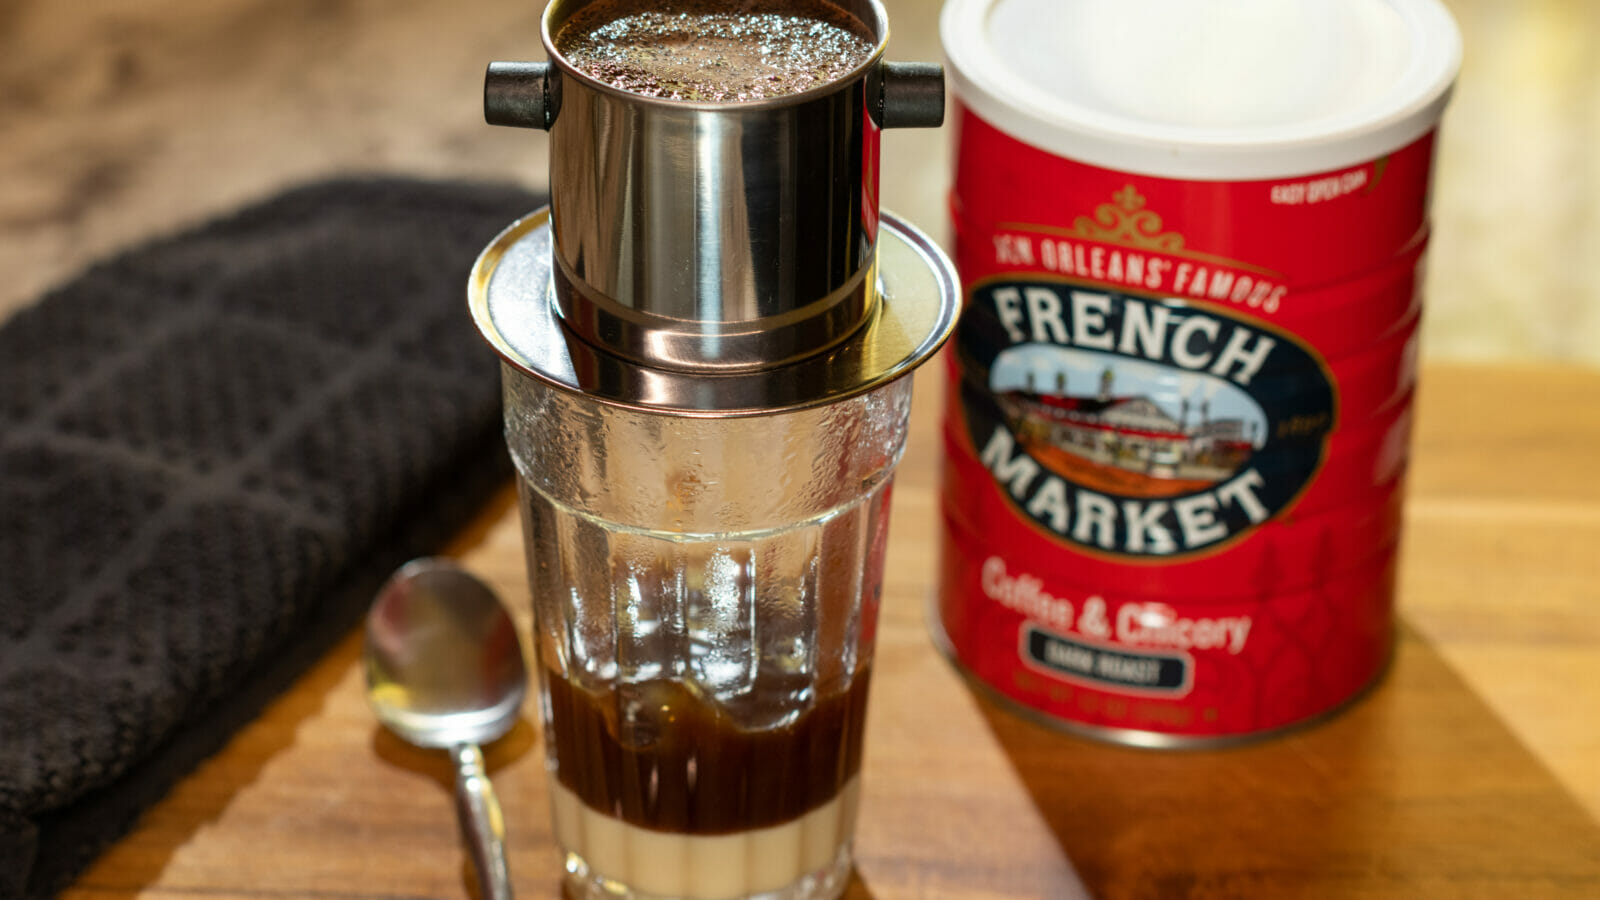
[939,108,1433,740]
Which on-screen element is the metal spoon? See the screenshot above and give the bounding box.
[364,557,527,900]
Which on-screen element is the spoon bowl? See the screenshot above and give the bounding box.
[365,557,527,746]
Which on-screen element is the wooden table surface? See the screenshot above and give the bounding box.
[60,362,1600,899]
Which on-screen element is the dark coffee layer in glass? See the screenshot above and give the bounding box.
[555,0,875,101]
[543,665,872,834]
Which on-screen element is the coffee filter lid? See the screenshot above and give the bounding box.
[941,0,1462,179]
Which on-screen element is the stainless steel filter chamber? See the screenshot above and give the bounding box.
[479,0,951,397]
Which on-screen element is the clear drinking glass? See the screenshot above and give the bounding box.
[504,371,914,900]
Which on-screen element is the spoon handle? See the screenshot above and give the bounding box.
[452,742,513,900]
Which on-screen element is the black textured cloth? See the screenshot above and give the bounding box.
[0,176,543,898]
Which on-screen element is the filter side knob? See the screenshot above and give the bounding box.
[485,61,555,130]
[881,61,945,129]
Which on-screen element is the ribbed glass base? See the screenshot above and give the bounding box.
[561,842,852,900]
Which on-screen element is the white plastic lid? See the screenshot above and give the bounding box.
[940,0,1462,179]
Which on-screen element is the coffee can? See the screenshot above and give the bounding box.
[935,0,1462,745]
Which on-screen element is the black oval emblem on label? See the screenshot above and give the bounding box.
[958,280,1337,558]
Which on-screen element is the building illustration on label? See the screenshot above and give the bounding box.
[991,347,1266,498]
[958,281,1336,558]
